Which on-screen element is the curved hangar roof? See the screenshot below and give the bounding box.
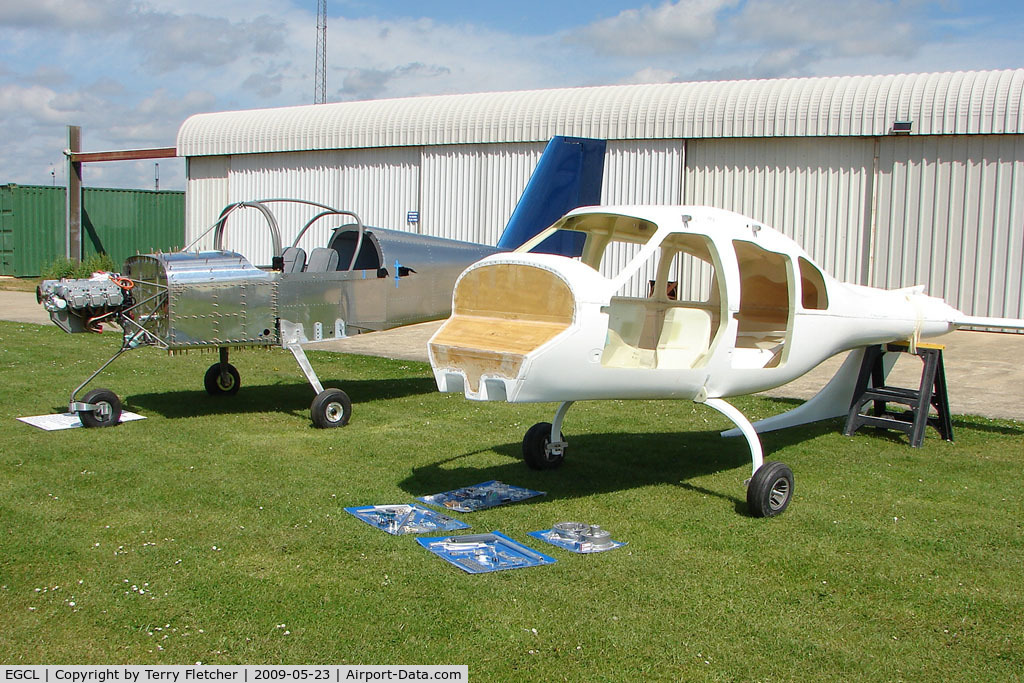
[178,69,1024,157]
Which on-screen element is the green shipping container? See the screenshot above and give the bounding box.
[0,185,64,277]
[0,184,184,277]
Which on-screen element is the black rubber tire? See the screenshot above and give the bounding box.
[311,388,352,428]
[747,461,794,517]
[522,421,566,470]
[204,362,240,396]
[78,388,122,428]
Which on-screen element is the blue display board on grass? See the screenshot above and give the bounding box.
[418,480,545,513]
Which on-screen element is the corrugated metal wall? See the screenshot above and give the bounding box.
[685,137,874,286]
[599,140,686,297]
[0,184,63,277]
[874,134,1024,320]
[184,156,229,251]
[420,142,545,244]
[81,187,186,264]
[204,148,419,266]
[183,139,690,298]
[0,184,184,277]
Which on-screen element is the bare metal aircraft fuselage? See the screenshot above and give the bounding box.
[39,201,498,429]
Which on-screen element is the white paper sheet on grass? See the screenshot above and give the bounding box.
[17,411,146,431]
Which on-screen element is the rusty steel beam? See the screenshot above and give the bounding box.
[69,147,177,163]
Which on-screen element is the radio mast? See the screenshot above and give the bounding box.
[314,0,327,104]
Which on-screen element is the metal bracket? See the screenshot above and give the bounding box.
[69,401,107,416]
[279,318,326,394]
[545,440,568,457]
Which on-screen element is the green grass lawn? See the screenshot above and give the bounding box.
[1,320,1022,679]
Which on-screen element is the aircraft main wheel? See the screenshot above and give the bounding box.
[522,421,566,470]
[311,388,352,428]
[747,461,794,517]
[204,363,240,395]
[78,388,122,428]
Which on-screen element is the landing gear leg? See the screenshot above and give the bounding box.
[522,401,573,470]
[704,397,793,517]
[283,326,352,429]
[68,345,131,428]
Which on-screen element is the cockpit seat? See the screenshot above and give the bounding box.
[306,247,339,272]
[281,246,306,273]
[601,300,655,368]
[656,307,711,369]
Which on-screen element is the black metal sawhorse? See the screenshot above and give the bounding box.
[843,342,953,448]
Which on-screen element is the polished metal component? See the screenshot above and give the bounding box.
[551,522,615,550]
[126,251,278,349]
[579,525,613,549]
[551,522,588,540]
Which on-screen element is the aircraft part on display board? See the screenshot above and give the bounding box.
[416,532,557,574]
[427,205,1024,517]
[528,522,626,553]
[345,504,470,535]
[418,480,546,513]
[33,137,607,431]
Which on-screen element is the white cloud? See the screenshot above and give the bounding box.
[338,63,452,101]
[0,0,131,30]
[567,0,741,56]
[624,67,682,84]
[730,0,921,59]
[132,12,289,72]
[0,83,68,124]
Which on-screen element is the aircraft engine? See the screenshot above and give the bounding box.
[37,275,133,334]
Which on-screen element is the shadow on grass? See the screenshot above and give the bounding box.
[758,395,1024,439]
[949,415,1024,435]
[116,377,437,422]
[400,417,841,512]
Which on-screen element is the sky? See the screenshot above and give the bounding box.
[2,0,1023,191]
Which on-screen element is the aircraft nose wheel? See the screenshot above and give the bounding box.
[311,388,352,428]
[522,421,567,470]
[746,461,794,517]
[77,388,122,428]
[204,362,240,395]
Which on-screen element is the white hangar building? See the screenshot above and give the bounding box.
[177,69,1024,320]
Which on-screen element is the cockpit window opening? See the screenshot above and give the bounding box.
[799,257,829,310]
[731,240,794,369]
[517,213,659,283]
[600,232,725,371]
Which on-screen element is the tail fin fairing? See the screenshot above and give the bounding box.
[496,136,606,255]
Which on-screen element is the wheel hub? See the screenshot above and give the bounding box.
[768,478,790,510]
[324,401,345,422]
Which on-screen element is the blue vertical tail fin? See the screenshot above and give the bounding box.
[496,136,606,255]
